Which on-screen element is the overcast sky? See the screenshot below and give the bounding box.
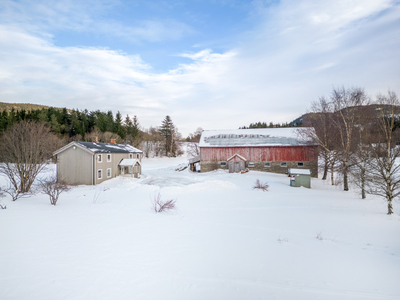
[0,0,399,136]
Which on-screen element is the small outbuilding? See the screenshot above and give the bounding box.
[288,168,311,188]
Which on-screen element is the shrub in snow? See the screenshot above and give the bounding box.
[277,237,288,243]
[2,183,32,201]
[38,175,70,206]
[316,232,324,240]
[0,204,6,209]
[152,192,176,213]
[253,179,269,192]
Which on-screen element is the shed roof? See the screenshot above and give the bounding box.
[288,168,311,175]
[199,128,314,148]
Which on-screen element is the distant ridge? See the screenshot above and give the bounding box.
[0,102,57,112]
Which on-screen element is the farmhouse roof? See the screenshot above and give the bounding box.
[199,128,314,147]
[54,141,143,155]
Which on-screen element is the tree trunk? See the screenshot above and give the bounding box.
[387,198,393,215]
[330,165,334,185]
[322,161,328,180]
[343,162,349,191]
[361,167,366,199]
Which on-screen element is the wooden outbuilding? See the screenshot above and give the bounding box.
[199,128,318,177]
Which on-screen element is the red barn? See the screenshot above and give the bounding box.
[199,128,318,177]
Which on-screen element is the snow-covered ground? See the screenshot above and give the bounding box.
[1,156,400,300]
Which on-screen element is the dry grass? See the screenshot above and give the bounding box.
[152,192,176,213]
[253,179,269,192]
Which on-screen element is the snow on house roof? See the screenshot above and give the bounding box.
[76,142,143,154]
[118,159,141,166]
[199,128,314,147]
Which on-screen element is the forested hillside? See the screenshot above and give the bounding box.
[0,103,185,158]
[0,105,140,143]
[0,102,52,112]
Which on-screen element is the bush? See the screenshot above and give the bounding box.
[38,175,70,206]
[0,121,62,195]
[152,192,176,213]
[253,179,269,192]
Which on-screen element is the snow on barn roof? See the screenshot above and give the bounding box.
[76,142,143,153]
[199,128,313,147]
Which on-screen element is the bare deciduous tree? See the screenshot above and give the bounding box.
[0,121,62,195]
[297,97,339,184]
[187,142,200,158]
[350,107,375,199]
[330,87,368,191]
[38,175,70,206]
[367,91,400,214]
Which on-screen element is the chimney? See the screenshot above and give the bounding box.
[111,139,116,144]
[92,136,99,143]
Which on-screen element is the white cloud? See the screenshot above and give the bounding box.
[0,0,399,135]
[0,0,194,43]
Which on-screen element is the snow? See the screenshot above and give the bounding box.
[288,168,311,175]
[227,153,247,161]
[199,128,313,147]
[1,156,400,300]
[119,158,140,166]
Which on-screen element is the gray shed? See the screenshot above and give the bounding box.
[288,168,311,188]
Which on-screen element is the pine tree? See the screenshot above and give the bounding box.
[159,115,181,157]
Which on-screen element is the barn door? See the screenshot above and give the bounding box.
[239,161,245,172]
[229,161,234,173]
[234,162,240,173]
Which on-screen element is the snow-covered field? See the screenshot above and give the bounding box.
[1,156,400,300]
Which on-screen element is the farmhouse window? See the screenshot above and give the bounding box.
[221,161,227,166]
[264,162,271,167]
[249,162,255,167]
[107,154,111,162]
[97,154,102,162]
[98,169,102,179]
[297,162,304,167]
[107,168,111,178]
[129,154,133,159]
[280,162,287,167]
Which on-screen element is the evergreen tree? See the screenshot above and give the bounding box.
[159,115,180,157]
[114,111,125,139]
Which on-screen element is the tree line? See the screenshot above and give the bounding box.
[240,121,298,129]
[298,87,400,214]
[0,107,186,157]
[0,107,140,142]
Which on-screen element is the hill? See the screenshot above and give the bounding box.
[0,102,54,112]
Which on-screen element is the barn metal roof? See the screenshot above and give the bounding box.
[199,128,313,147]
